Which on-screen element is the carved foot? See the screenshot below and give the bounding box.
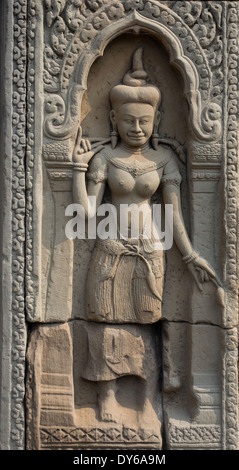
[97,380,119,423]
[138,399,162,443]
[139,399,157,425]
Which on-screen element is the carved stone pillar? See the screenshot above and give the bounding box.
[44,158,74,322]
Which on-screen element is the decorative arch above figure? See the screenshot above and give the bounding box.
[43,0,222,143]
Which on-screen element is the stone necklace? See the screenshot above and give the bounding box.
[102,142,170,178]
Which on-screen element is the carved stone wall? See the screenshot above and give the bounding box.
[0,0,238,450]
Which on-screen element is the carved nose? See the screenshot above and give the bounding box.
[132,121,141,133]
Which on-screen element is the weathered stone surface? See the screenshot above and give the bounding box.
[0,0,238,451]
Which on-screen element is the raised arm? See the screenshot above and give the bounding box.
[72,130,107,218]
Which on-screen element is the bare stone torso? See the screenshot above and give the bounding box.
[92,143,173,233]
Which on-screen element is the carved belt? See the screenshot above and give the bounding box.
[97,238,162,301]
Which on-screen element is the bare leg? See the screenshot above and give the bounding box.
[140,380,156,423]
[97,380,118,422]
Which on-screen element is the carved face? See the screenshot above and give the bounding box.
[110,103,159,148]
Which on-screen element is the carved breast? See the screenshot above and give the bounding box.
[108,165,162,198]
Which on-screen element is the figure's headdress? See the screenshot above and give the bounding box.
[110,47,161,110]
[109,47,161,149]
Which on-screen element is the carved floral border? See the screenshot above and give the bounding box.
[42,0,224,143]
[11,0,28,450]
[222,2,239,450]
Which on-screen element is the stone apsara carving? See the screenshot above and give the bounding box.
[68,46,222,447]
[12,0,237,452]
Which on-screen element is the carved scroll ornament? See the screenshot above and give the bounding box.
[43,0,223,143]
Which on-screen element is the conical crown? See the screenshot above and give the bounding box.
[110,47,161,110]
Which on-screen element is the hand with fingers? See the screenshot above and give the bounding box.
[73,127,104,165]
[185,253,225,306]
[186,255,215,293]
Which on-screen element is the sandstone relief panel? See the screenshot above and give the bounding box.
[2,0,238,451]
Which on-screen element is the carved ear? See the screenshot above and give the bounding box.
[110,109,116,126]
[155,110,161,127]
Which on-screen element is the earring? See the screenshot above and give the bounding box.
[151,113,160,150]
[151,134,159,150]
[110,123,118,149]
[151,124,159,150]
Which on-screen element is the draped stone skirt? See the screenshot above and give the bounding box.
[80,321,159,382]
[82,237,164,382]
[85,237,165,324]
